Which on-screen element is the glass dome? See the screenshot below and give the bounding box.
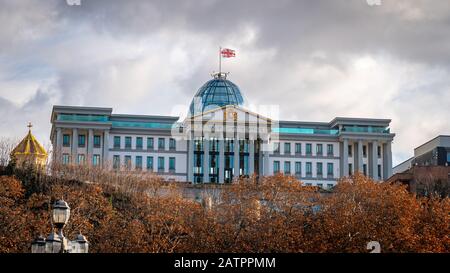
[189,73,245,116]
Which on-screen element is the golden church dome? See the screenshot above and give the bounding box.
[10,123,48,167]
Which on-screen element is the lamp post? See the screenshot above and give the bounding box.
[31,199,89,253]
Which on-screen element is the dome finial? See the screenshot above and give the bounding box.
[211,71,229,79]
[27,122,33,132]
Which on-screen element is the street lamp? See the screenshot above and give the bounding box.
[31,199,89,253]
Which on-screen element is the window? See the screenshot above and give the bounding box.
[136,137,143,149]
[147,137,154,149]
[363,164,367,176]
[135,156,142,170]
[317,183,323,188]
[125,137,132,149]
[63,134,70,147]
[348,145,352,157]
[317,162,323,176]
[327,163,333,176]
[349,163,353,176]
[316,144,322,156]
[93,154,100,166]
[306,144,312,155]
[169,138,176,150]
[113,155,120,169]
[295,143,301,154]
[77,154,85,164]
[327,144,333,156]
[94,135,101,148]
[169,157,176,171]
[78,135,86,147]
[62,154,70,165]
[273,161,280,173]
[158,157,165,172]
[447,152,450,163]
[295,162,301,175]
[284,161,291,174]
[377,146,381,158]
[147,156,153,171]
[363,145,367,157]
[284,143,291,154]
[378,164,382,179]
[114,136,121,149]
[273,142,280,153]
[327,184,334,190]
[306,162,312,176]
[125,156,131,169]
[158,138,165,150]
[306,183,312,186]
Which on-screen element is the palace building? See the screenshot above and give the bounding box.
[50,72,395,187]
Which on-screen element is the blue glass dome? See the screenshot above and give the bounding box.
[189,74,245,116]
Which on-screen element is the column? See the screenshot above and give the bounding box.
[72,128,78,163]
[384,141,393,180]
[218,139,225,183]
[357,140,363,174]
[187,139,194,183]
[342,139,349,177]
[263,141,269,176]
[87,129,94,162]
[248,140,255,175]
[372,140,378,180]
[233,139,240,178]
[203,138,210,183]
[56,128,62,159]
[103,130,109,167]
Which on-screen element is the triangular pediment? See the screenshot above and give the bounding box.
[185,105,272,124]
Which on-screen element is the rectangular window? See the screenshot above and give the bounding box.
[377,146,381,158]
[77,154,85,164]
[295,162,301,175]
[306,144,312,155]
[92,154,100,166]
[316,144,323,156]
[63,134,70,147]
[93,135,101,148]
[158,156,165,172]
[158,138,165,150]
[147,137,154,149]
[295,143,301,154]
[273,142,280,153]
[136,137,143,149]
[135,156,142,170]
[284,161,291,174]
[169,138,176,150]
[317,162,323,176]
[363,164,367,176]
[378,164,382,179]
[363,145,367,157]
[113,155,120,169]
[78,135,86,147]
[114,136,121,149]
[169,157,176,171]
[447,152,450,163]
[147,156,153,171]
[327,144,333,156]
[327,184,334,190]
[284,143,291,155]
[349,163,353,176]
[125,137,132,149]
[327,163,333,176]
[317,183,323,189]
[306,162,312,176]
[124,156,131,170]
[348,145,352,157]
[306,183,312,186]
[62,153,70,165]
[273,161,280,173]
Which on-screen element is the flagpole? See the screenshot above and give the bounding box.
[219,46,222,74]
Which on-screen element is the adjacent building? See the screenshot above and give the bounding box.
[50,72,395,187]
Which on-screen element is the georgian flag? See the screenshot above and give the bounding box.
[221,48,236,58]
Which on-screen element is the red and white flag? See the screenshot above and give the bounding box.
[221,48,236,58]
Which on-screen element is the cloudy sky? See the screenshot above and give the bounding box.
[0,0,449,165]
